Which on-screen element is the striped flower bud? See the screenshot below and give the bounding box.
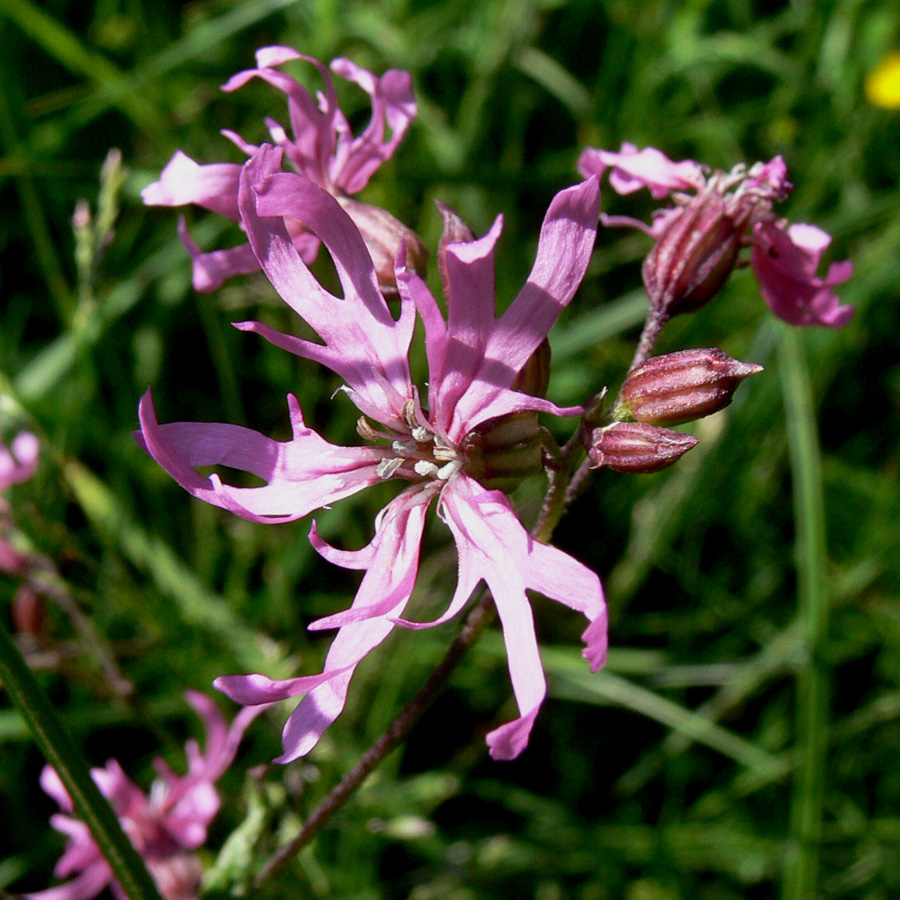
[588,422,698,473]
[513,338,551,399]
[463,411,544,491]
[339,197,428,299]
[619,348,763,426]
[642,190,751,317]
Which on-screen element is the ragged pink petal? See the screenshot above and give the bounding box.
[579,142,704,198]
[751,221,854,328]
[214,669,348,706]
[307,490,429,631]
[240,148,416,427]
[275,492,431,762]
[142,152,241,220]
[137,390,385,524]
[424,177,601,440]
[440,476,548,759]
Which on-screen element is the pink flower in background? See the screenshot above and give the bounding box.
[0,430,39,501]
[138,145,607,762]
[142,47,416,292]
[579,143,854,327]
[1,431,40,577]
[26,692,258,900]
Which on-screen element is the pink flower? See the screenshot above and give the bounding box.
[579,143,853,328]
[141,47,416,292]
[138,145,607,762]
[26,692,258,900]
[0,430,39,501]
[1,431,40,577]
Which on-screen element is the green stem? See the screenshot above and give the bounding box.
[779,328,830,900]
[628,307,669,372]
[0,616,165,900]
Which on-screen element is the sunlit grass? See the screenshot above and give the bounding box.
[2,1,899,898]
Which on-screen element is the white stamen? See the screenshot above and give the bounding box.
[391,439,417,456]
[437,460,462,480]
[376,458,405,479]
[414,460,439,477]
[411,425,430,443]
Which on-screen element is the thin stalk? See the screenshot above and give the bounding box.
[253,586,494,889]
[779,329,830,900]
[0,34,74,323]
[0,616,164,900]
[628,307,669,371]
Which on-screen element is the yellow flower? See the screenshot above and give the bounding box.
[866,53,900,109]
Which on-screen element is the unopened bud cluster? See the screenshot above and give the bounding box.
[586,349,761,474]
[617,348,762,426]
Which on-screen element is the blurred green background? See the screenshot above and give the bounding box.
[1,0,899,897]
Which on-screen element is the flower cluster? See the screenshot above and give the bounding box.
[27,692,258,900]
[579,143,854,328]
[13,40,859,900]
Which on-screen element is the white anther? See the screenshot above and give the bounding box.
[376,458,405,479]
[411,425,431,443]
[414,460,439,477]
[391,439,417,457]
[432,445,457,462]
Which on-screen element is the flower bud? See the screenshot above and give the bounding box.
[643,191,750,317]
[619,348,763,426]
[461,338,551,491]
[436,200,477,302]
[12,585,45,638]
[338,198,428,299]
[512,338,551,399]
[588,422,698,473]
[463,411,543,491]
